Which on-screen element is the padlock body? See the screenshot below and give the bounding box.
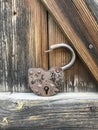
[28,67,64,96]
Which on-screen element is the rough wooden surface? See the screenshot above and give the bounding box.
[0,0,48,92]
[85,0,98,21]
[0,0,97,92]
[41,0,98,82]
[0,93,98,130]
[48,15,98,93]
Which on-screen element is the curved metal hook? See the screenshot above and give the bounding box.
[45,43,76,71]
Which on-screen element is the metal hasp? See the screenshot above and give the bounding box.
[28,43,76,96]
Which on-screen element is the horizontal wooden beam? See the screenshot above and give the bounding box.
[0,93,98,130]
[41,0,98,82]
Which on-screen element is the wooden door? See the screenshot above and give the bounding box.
[0,0,98,129]
[0,0,97,92]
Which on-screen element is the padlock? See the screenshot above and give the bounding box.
[28,43,76,96]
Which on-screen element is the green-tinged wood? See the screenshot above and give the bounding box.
[0,93,98,130]
[41,0,98,82]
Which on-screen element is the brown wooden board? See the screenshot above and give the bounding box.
[48,15,98,92]
[41,0,98,82]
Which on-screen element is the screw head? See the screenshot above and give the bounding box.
[89,44,93,49]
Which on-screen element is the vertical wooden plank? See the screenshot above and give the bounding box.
[14,0,29,91]
[48,14,70,68]
[0,0,31,92]
[48,15,70,91]
[0,0,14,91]
[48,15,69,91]
[27,0,36,68]
[34,0,42,68]
[27,0,48,69]
[0,0,48,92]
[40,3,48,69]
[34,0,48,69]
[15,0,48,91]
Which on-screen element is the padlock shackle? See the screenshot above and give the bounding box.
[45,43,76,71]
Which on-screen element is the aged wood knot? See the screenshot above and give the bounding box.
[13,11,17,15]
[89,106,96,112]
[2,117,8,125]
[16,101,24,110]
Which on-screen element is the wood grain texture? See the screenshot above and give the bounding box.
[73,0,98,42]
[73,0,98,61]
[48,15,97,92]
[85,0,98,21]
[0,93,98,130]
[41,0,98,82]
[0,0,97,92]
[0,0,48,91]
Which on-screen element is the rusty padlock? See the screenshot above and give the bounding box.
[28,43,76,96]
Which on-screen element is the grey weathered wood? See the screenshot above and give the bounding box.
[0,0,48,92]
[0,93,98,130]
[0,0,30,91]
[85,0,98,21]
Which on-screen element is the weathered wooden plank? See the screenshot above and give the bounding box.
[0,0,30,91]
[0,0,97,92]
[73,0,98,43]
[15,0,48,90]
[0,0,48,91]
[41,0,98,82]
[0,93,98,130]
[85,0,98,21]
[23,0,48,69]
[48,14,70,68]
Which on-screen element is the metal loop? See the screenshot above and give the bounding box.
[45,43,76,71]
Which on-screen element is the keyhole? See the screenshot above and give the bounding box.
[44,86,49,95]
